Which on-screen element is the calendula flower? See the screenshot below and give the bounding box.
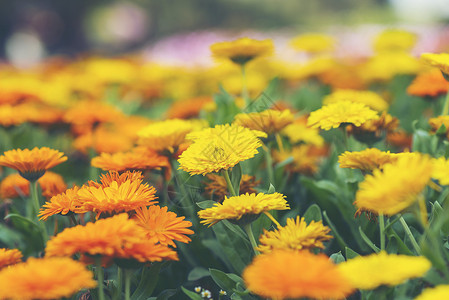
[88,170,144,188]
[290,33,335,53]
[415,285,449,300]
[0,147,67,181]
[431,157,449,186]
[198,192,289,227]
[373,29,417,53]
[257,216,332,254]
[243,250,355,300]
[210,37,274,65]
[138,119,206,154]
[323,89,389,112]
[178,124,267,176]
[273,145,328,175]
[354,154,432,216]
[347,112,399,144]
[204,174,260,201]
[233,109,294,135]
[73,127,134,155]
[133,205,194,247]
[282,118,325,146]
[387,130,412,150]
[363,52,422,83]
[38,186,83,221]
[429,116,449,134]
[167,96,213,119]
[319,64,365,90]
[0,104,29,127]
[338,148,397,172]
[421,53,449,76]
[338,252,431,290]
[307,101,378,130]
[0,248,22,269]
[0,257,96,300]
[407,69,449,98]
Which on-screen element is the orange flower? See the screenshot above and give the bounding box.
[0,147,67,181]
[133,205,194,247]
[38,186,83,221]
[37,171,67,199]
[407,69,449,98]
[167,96,213,119]
[0,248,22,269]
[73,127,134,154]
[386,130,412,151]
[0,104,29,127]
[243,250,354,300]
[0,172,66,200]
[204,174,260,201]
[87,170,144,188]
[0,257,96,300]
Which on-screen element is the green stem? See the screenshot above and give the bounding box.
[30,181,48,242]
[379,213,385,251]
[69,214,78,226]
[263,145,275,187]
[222,169,237,197]
[442,89,449,115]
[116,267,123,300]
[241,64,249,106]
[95,258,105,300]
[399,216,421,254]
[124,269,132,300]
[243,223,260,255]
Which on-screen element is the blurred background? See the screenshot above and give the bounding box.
[1,0,449,67]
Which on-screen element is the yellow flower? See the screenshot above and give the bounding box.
[354,154,432,216]
[290,33,335,53]
[338,252,431,290]
[307,101,378,130]
[210,37,274,65]
[429,115,449,134]
[198,192,289,227]
[233,109,294,135]
[415,285,449,300]
[362,52,422,82]
[243,250,355,300]
[273,145,328,175]
[322,89,389,112]
[373,29,417,53]
[178,124,267,176]
[282,118,325,146]
[421,53,449,76]
[431,157,449,186]
[0,248,22,269]
[0,147,67,181]
[338,148,397,172]
[257,216,332,254]
[0,257,96,300]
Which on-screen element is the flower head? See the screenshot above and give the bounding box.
[178,124,267,176]
[415,285,449,300]
[338,252,431,290]
[373,29,417,53]
[0,147,67,181]
[407,68,449,98]
[243,250,355,300]
[431,157,449,186]
[323,89,388,112]
[233,109,294,135]
[38,186,83,221]
[282,117,325,146]
[198,192,289,227]
[421,53,449,76]
[273,145,328,175]
[0,257,96,300]
[257,216,332,254]
[307,101,378,130]
[290,33,335,53]
[338,148,397,172]
[0,248,22,269]
[167,96,213,119]
[210,37,274,65]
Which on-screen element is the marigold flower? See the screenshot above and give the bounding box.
[415,285,449,300]
[323,89,389,112]
[0,257,96,300]
[338,148,397,172]
[73,126,134,155]
[290,33,335,53]
[178,124,267,176]
[0,248,22,269]
[354,154,432,216]
[0,147,67,181]
[421,53,449,76]
[307,101,378,131]
[64,101,125,130]
[87,170,144,188]
[407,68,449,98]
[373,29,417,53]
[204,174,260,201]
[257,216,332,254]
[347,112,399,144]
[362,52,421,83]
[431,157,449,186]
[210,37,274,65]
[233,109,294,135]
[167,96,213,119]
[386,130,412,150]
[429,115,449,134]
[0,104,29,127]
[133,205,194,247]
[38,186,83,221]
[243,249,355,300]
[338,252,431,290]
[198,192,289,227]
[273,145,328,175]
[282,118,325,146]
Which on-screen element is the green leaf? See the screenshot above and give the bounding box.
[197,200,216,209]
[330,252,345,264]
[188,267,210,281]
[230,164,242,195]
[423,267,448,285]
[210,269,239,291]
[267,183,276,194]
[303,204,322,222]
[131,263,164,300]
[358,226,380,253]
[181,287,203,300]
[323,211,347,250]
[156,289,177,300]
[4,213,39,229]
[345,247,360,259]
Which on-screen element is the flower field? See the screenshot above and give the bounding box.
[2,28,449,299]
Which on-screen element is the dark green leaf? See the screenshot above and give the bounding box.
[230,164,242,195]
[187,267,210,281]
[345,247,360,259]
[210,269,238,291]
[303,204,322,222]
[156,289,177,300]
[131,263,163,300]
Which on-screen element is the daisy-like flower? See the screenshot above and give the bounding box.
[0,248,22,269]
[0,257,96,300]
[322,89,389,112]
[338,251,431,290]
[77,174,157,218]
[347,112,399,144]
[167,96,213,119]
[421,53,449,76]
[198,192,289,227]
[290,33,335,53]
[178,124,267,176]
[282,118,325,146]
[354,153,432,216]
[273,145,328,175]
[0,147,67,181]
[210,37,274,65]
[38,186,83,221]
[133,205,194,247]
[257,216,332,254]
[138,119,206,154]
[204,174,260,202]
[307,101,378,131]
[73,127,134,155]
[338,148,397,172]
[88,170,144,188]
[431,157,449,186]
[373,29,417,53]
[415,285,449,300]
[0,104,29,127]
[243,249,355,300]
[407,69,449,98]
[233,109,294,135]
